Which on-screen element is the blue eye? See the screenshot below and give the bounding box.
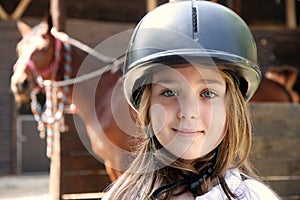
[162,90,178,97]
[201,91,216,98]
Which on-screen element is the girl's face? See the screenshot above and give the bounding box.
[149,64,227,160]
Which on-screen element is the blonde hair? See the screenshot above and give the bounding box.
[105,69,258,200]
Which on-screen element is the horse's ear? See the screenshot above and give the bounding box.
[44,14,53,33]
[17,21,31,37]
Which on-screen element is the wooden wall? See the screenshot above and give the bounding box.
[0,0,146,23]
[0,21,19,175]
[0,0,298,24]
[249,103,300,199]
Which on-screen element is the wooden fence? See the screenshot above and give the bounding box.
[249,103,300,200]
[47,103,300,199]
[0,20,18,175]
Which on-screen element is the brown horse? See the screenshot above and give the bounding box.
[250,77,295,103]
[265,65,299,103]
[10,17,137,181]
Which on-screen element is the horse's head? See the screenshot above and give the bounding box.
[11,16,57,104]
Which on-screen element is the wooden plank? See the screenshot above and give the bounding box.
[0,136,11,146]
[1,0,148,22]
[0,4,9,20]
[60,174,111,194]
[0,44,17,55]
[0,162,11,175]
[251,159,300,177]
[61,139,88,152]
[249,103,300,136]
[249,103,300,177]
[60,124,91,153]
[65,0,146,22]
[61,131,86,144]
[0,145,12,161]
[0,71,14,90]
[0,21,17,175]
[251,137,300,162]
[49,119,62,200]
[268,179,300,197]
[0,109,13,132]
[0,20,18,28]
[11,0,32,20]
[61,192,105,200]
[249,103,300,198]
[0,30,20,40]
[0,98,13,114]
[0,120,13,132]
[146,0,157,12]
[65,19,134,51]
[50,0,66,31]
[249,102,300,118]
[285,0,297,28]
[61,153,106,171]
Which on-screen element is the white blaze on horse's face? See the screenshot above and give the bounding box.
[10,20,54,103]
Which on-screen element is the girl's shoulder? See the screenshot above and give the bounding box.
[240,178,280,199]
[195,169,280,200]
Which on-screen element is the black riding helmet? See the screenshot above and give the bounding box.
[123,0,261,111]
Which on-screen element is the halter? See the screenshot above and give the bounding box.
[29,32,72,158]
[13,37,62,81]
[30,38,62,77]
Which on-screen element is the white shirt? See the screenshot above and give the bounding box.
[194,169,279,200]
[103,169,279,200]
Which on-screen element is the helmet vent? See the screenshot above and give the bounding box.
[192,7,197,33]
[191,0,199,40]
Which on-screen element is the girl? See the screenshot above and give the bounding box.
[103,1,279,199]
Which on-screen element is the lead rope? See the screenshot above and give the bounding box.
[30,35,71,158]
[30,30,122,157]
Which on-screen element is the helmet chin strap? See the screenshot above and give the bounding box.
[151,146,221,199]
[151,167,214,199]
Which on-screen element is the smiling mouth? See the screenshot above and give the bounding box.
[172,128,205,136]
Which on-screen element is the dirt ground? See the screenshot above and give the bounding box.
[0,174,50,200]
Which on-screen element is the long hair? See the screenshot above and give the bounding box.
[104,69,258,200]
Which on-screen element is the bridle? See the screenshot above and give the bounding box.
[13,36,62,86]
[28,37,62,77]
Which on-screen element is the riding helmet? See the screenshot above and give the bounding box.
[123,0,261,110]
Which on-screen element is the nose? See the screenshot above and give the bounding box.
[16,79,29,92]
[177,95,200,119]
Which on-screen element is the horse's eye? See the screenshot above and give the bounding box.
[41,46,49,52]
